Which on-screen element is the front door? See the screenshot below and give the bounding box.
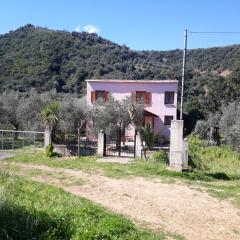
[144,116,154,129]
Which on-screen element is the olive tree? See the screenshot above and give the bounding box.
[0,91,22,131]
[219,102,240,151]
[91,96,143,135]
[58,95,91,136]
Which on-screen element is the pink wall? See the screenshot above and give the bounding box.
[86,80,178,136]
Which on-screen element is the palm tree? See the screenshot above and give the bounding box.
[41,102,59,145]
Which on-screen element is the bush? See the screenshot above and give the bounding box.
[150,150,168,164]
[45,144,54,157]
[141,124,155,150]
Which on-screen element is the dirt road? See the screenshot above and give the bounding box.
[4,162,240,240]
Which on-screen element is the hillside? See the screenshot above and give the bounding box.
[1,24,240,94]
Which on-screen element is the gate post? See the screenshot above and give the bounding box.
[118,129,121,157]
[169,120,185,172]
[97,130,105,157]
[135,132,142,158]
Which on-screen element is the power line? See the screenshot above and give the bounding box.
[189,31,240,34]
[179,29,240,120]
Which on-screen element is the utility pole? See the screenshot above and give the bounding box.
[180,29,187,120]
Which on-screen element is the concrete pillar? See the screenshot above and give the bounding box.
[169,120,184,172]
[135,132,142,158]
[97,130,105,157]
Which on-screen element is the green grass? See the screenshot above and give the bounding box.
[5,152,213,181]
[0,154,217,182]
[189,135,240,180]
[0,170,183,240]
[201,181,240,207]
[3,136,240,209]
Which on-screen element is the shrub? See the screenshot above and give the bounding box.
[150,150,168,164]
[45,144,54,157]
[141,124,154,150]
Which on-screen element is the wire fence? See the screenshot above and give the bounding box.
[0,130,45,153]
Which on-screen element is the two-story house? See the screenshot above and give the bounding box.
[86,79,178,139]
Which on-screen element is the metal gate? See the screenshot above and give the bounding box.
[0,130,45,153]
[104,130,136,158]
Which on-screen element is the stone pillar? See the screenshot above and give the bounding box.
[97,130,105,157]
[135,132,142,158]
[44,129,51,147]
[169,120,184,172]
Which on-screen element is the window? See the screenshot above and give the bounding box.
[91,91,109,103]
[95,91,105,101]
[164,92,174,104]
[132,91,152,106]
[164,115,173,125]
[136,91,145,103]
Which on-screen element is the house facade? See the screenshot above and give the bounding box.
[86,79,178,138]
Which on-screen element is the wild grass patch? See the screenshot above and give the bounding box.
[189,135,240,180]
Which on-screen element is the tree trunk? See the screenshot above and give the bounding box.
[44,126,52,147]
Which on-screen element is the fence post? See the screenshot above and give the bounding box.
[1,131,3,150]
[182,138,189,169]
[97,130,105,157]
[77,128,80,157]
[135,132,142,158]
[118,130,121,157]
[12,131,14,151]
[33,133,36,153]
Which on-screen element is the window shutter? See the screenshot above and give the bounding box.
[145,92,152,107]
[91,91,96,103]
[104,91,109,102]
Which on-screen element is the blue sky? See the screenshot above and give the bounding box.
[1,0,240,50]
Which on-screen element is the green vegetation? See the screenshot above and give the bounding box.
[45,144,54,157]
[0,152,230,182]
[189,135,240,180]
[1,24,240,132]
[2,145,240,209]
[0,170,169,239]
[195,181,240,208]
[4,134,240,182]
[141,124,155,150]
[150,150,168,164]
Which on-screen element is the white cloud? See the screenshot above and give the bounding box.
[83,24,100,34]
[75,25,81,32]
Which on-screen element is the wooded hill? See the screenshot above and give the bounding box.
[1,24,240,129]
[1,24,240,93]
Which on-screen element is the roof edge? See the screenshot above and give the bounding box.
[86,79,178,83]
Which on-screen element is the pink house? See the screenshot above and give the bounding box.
[86,79,178,138]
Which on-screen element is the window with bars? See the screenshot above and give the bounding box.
[164,91,174,105]
[164,115,173,125]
